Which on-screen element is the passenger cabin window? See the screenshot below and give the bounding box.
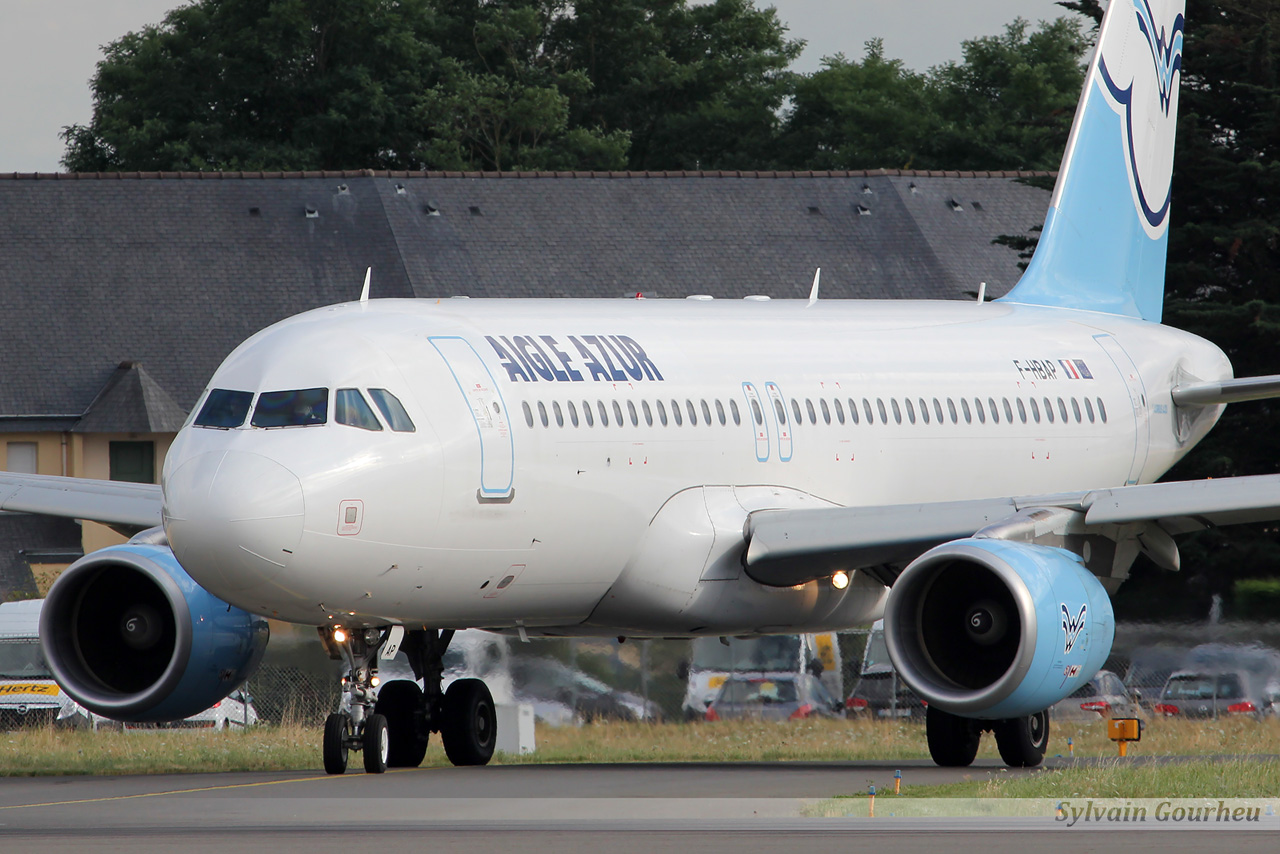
[834,399,845,424]
[701,399,712,425]
[195,389,254,429]
[642,400,654,426]
[598,400,609,426]
[657,400,669,426]
[569,401,580,427]
[730,399,741,425]
[368,389,416,432]
[553,401,565,427]
[335,388,383,431]
[522,401,534,427]
[716,400,727,425]
[583,400,595,426]
[252,388,328,428]
[537,401,549,427]
[918,398,929,425]
[687,400,699,426]
[612,400,624,427]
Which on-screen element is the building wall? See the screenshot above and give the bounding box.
[78,432,175,553]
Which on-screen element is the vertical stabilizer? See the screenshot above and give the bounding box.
[1001,0,1184,322]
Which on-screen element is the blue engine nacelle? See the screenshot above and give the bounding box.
[882,539,1113,720]
[40,540,269,722]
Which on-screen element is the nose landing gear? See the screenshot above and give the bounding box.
[318,626,497,774]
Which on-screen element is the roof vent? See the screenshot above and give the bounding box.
[862,183,873,194]
[855,204,871,216]
[469,206,482,216]
[395,184,407,195]
[305,207,319,218]
[424,201,440,216]
[807,205,821,215]
[909,182,919,194]
[949,198,964,212]
[248,207,261,217]
[971,200,983,211]
[336,184,349,194]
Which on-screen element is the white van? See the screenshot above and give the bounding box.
[680,633,842,719]
[0,600,77,728]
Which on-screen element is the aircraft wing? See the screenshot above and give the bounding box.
[743,474,1280,587]
[0,472,162,535]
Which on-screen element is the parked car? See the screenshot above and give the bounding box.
[118,689,259,731]
[511,656,660,723]
[1154,670,1267,719]
[1122,645,1190,711]
[845,664,926,720]
[1050,669,1142,722]
[705,673,843,722]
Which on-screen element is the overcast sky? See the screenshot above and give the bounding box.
[0,0,1069,173]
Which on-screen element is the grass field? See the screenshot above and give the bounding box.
[3,716,1279,797]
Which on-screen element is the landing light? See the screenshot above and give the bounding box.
[333,627,348,644]
[830,571,850,590]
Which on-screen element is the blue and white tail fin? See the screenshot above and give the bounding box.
[1001,0,1185,323]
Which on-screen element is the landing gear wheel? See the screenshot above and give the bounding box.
[926,706,981,767]
[363,713,390,774]
[323,713,350,775]
[994,710,1049,767]
[441,678,496,766]
[376,680,428,768]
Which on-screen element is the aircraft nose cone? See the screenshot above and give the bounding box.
[164,451,304,595]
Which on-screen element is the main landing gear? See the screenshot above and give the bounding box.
[319,627,497,774]
[926,705,1050,768]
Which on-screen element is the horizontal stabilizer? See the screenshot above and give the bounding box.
[1172,375,1280,406]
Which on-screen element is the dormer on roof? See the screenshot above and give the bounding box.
[73,361,189,434]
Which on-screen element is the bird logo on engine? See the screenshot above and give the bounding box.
[1061,603,1088,654]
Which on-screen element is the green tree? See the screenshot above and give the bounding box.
[63,0,446,171]
[776,41,938,170]
[548,0,802,170]
[778,17,1090,172]
[925,17,1091,170]
[63,0,798,173]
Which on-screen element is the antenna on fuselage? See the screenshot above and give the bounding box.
[360,267,371,303]
[977,282,987,304]
[807,268,821,307]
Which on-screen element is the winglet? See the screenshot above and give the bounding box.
[807,268,821,307]
[359,267,371,303]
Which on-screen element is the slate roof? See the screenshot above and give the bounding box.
[0,514,81,601]
[0,170,1051,423]
[74,361,190,434]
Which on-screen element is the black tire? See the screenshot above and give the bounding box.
[323,713,349,775]
[363,713,390,774]
[441,678,497,767]
[926,705,981,767]
[375,681,428,768]
[994,710,1050,767]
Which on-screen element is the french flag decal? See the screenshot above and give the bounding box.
[1060,359,1081,379]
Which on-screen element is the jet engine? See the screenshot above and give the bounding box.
[882,538,1112,720]
[40,540,269,722]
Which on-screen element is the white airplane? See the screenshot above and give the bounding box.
[2,0,1277,771]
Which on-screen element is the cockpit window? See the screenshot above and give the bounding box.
[194,389,254,429]
[368,389,416,433]
[335,389,383,431]
[251,388,328,427]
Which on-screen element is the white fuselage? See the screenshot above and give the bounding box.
[160,298,1229,634]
